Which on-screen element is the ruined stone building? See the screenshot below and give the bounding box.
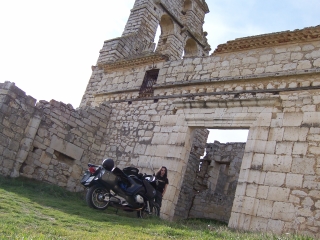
[1,0,320,237]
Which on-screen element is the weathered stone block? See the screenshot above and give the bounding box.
[272,202,295,221]
[309,190,320,199]
[249,216,268,232]
[292,142,308,155]
[264,172,286,187]
[49,135,84,160]
[268,128,284,141]
[283,113,303,126]
[247,170,266,185]
[302,112,320,126]
[39,151,51,165]
[286,173,303,188]
[267,219,285,234]
[297,60,312,69]
[252,153,264,167]
[257,199,274,218]
[297,207,314,217]
[309,146,320,155]
[291,157,315,175]
[275,142,293,155]
[267,187,290,202]
[246,183,258,197]
[263,154,292,172]
[264,141,276,154]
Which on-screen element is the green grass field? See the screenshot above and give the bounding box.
[0,175,314,240]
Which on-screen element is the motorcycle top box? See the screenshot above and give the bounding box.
[100,169,117,186]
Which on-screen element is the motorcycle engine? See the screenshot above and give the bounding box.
[134,194,144,204]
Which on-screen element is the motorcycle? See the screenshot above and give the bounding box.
[80,158,160,218]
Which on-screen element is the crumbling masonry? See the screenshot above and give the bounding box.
[1,0,320,237]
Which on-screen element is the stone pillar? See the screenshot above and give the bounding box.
[11,115,41,177]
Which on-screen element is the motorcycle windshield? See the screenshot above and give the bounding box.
[143,179,156,199]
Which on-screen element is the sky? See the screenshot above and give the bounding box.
[1,0,319,143]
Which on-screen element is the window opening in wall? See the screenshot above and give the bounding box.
[139,69,160,98]
[207,129,249,143]
[181,50,185,59]
[201,129,249,159]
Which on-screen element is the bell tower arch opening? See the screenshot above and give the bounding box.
[183,0,193,13]
[160,14,175,35]
[154,25,161,50]
[155,14,174,54]
[184,38,198,58]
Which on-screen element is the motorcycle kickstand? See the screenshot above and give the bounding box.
[147,201,151,214]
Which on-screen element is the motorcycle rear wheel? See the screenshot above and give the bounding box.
[86,185,110,210]
[137,204,159,219]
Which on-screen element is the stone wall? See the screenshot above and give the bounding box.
[189,141,245,222]
[0,82,37,176]
[173,128,209,219]
[0,81,111,191]
[88,34,320,108]
[228,89,320,235]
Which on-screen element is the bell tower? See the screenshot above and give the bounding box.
[97,0,211,64]
[81,0,211,106]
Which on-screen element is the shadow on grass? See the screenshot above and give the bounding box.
[0,176,220,228]
[0,175,136,220]
[0,175,226,232]
[0,175,315,239]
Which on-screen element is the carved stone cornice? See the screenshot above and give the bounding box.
[174,98,280,109]
[98,54,169,72]
[213,25,320,54]
[196,0,209,14]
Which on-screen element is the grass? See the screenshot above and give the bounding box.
[0,175,314,240]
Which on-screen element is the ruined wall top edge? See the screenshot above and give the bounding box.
[0,81,37,106]
[213,25,320,54]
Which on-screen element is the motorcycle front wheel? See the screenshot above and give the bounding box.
[86,185,110,210]
[137,204,159,219]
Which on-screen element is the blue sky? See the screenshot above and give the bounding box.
[205,0,320,52]
[1,0,319,142]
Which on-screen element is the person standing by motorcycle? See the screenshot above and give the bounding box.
[155,166,169,214]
